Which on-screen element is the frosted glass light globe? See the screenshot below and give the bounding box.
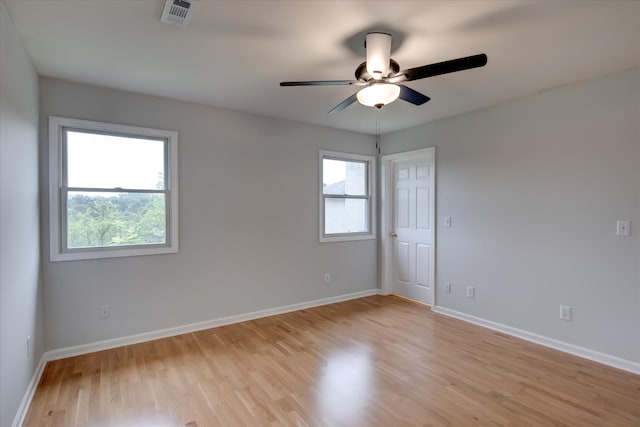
[356,83,400,108]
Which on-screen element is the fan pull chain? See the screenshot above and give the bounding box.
[375,110,382,155]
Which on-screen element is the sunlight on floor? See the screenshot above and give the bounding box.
[316,346,374,425]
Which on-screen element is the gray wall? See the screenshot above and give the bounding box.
[0,2,44,425]
[383,68,640,363]
[39,78,378,350]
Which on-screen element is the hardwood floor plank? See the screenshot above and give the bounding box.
[23,296,640,426]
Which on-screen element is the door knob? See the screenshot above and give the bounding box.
[390,232,397,237]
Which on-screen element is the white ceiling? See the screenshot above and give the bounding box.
[5,0,640,135]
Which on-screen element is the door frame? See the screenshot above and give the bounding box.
[380,147,436,306]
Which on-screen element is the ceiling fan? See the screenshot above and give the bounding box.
[280,32,488,114]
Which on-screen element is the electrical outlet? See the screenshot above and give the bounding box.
[324,273,331,284]
[26,335,31,357]
[100,305,111,319]
[560,305,572,321]
[444,282,451,293]
[444,216,452,227]
[466,286,475,298]
[616,220,630,236]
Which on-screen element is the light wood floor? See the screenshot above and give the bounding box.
[24,296,640,426]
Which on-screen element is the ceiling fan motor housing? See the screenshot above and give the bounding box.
[355,59,400,82]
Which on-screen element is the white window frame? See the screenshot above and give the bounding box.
[49,116,179,261]
[319,150,376,243]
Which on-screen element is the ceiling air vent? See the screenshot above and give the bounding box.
[160,0,195,27]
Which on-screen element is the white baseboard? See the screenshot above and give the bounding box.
[432,305,640,375]
[11,354,47,427]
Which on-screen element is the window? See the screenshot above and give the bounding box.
[319,150,375,242]
[49,117,178,261]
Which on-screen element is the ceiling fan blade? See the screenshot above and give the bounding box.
[395,53,488,82]
[328,93,358,114]
[280,80,357,87]
[398,85,430,105]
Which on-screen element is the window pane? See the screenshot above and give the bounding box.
[67,192,166,249]
[324,198,368,234]
[323,159,366,196]
[66,130,165,190]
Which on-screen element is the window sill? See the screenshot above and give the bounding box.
[319,233,376,243]
[50,245,178,262]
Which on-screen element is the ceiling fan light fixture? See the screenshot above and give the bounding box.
[280,29,488,115]
[356,83,400,109]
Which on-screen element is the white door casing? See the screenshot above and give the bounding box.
[381,148,435,306]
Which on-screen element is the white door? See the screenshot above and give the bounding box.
[389,149,435,305]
